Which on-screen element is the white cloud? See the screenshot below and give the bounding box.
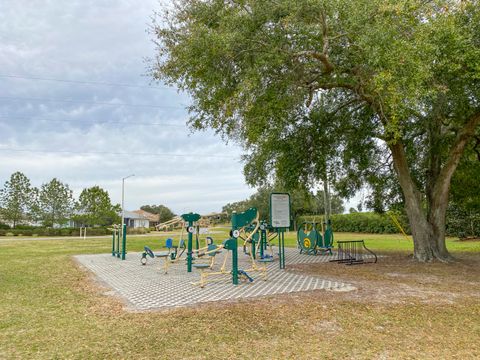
[0,0,255,214]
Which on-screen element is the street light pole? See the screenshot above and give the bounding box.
[121,174,135,229]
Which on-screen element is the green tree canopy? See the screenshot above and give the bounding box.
[140,204,176,223]
[74,186,120,227]
[32,178,74,227]
[222,186,344,223]
[446,144,480,238]
[0,172,34,228]
[152,0,480,261]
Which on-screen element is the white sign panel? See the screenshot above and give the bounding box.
[270,193,291,228]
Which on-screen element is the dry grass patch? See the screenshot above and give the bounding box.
[289,252,480,305]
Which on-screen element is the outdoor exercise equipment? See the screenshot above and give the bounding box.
[111,224,127,260]
[234,208,270,282]
[241,221,276,261]
[152,213,219,274]
[192,236,216,258]
[258,221,277,260]
[141,238,188,272]
[191,243,225,287]
[141,240,171,266]
[192,207,264,287]
[155,216,183,231]
[330,240,377,265]
[181,212,202,273]
[162,238,188,273]
[297,219,334,255]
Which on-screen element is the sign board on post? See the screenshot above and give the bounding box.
[270,193,291,228]
[270,192,289,270]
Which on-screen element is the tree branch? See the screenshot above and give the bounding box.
[433,111,480,200]
[295,51,335,74]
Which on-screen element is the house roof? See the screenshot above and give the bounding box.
[132,209,159,222]
[123,210,149,220]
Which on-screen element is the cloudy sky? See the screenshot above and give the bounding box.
[0,0,257,215]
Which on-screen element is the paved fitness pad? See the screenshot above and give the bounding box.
[75,248,353,311]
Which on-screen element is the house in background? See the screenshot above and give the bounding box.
[132,209,159,228]
[123,210,150,228]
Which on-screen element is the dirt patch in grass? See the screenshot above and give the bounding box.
[287,252,480,306]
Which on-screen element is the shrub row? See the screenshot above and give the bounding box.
[446,205,480,238]
[126,227,150,235]
[0,227,112,237]
[0,226,152,237]
[297,212,411,235]
[0,223,10,230]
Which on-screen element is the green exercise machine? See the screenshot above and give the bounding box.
[193,207,277,287]
[243,220,277,261]
[111,224,127,260]
[297,219,334,255]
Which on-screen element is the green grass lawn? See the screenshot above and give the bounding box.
[0,231,479,359]
[126,227,480,254]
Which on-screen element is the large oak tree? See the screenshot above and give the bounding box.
[151,0,480,261]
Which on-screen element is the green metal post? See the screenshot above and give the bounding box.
[187,221,193,272]
[251,239,256,260]
[116,229,120,258]
[229,208,258,285]
[181,213,201,273]
[195,225,199,250]
[278,228,286,269]
[232,238,238,285]
[111,230,115,256]
[121,224,127,260]
[260,227,266,258]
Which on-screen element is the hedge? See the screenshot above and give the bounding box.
[126,227,150,235]
[0,226,151,237]
[0,223,10,230]
[297,212,411,235]
[0,227,111,237]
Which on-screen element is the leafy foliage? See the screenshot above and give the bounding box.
[151,0,480,260]
[222,185,344,222]
[32,178,74,227]
[73,186,120,227]
[298,212,409,234]
[446,145,480,238]
[0,172,34,228]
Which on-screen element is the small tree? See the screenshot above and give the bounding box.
[33,178,74,227]
[0,172,34,228]
[74,186,120,227]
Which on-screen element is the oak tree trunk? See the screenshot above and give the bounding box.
[390,142,451,262]
[388,112,480,262]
